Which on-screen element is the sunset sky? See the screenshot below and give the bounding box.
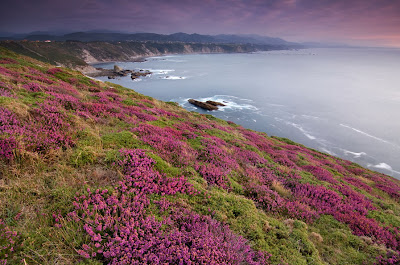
[1,0,400,47]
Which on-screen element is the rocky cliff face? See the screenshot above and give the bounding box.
[0,40,287,73]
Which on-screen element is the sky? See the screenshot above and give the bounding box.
[1,0,400,47]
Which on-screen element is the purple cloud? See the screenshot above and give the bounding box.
[1,0,399,47]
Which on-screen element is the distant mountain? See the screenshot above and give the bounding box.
[0,30,66,40]
[0,31,300,47]
[214,34,294,46]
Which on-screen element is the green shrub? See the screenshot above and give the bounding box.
[70,147,96,167]
[122,99,138,106]
[101,131,140,149]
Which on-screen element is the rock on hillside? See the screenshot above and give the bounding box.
[0,47,400,264]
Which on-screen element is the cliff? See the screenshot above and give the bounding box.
[1,47,400,264]
[0,40,288,74]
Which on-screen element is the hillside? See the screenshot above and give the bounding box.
[0,40,292,74]
[0,31,298,47]
[1,47,400,264]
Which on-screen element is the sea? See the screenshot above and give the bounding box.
[93,48,400,179]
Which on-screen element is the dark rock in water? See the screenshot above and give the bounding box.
[114,65,123,73]
[114,65,134,76]
[117,70,132,77]
[206,100,226,107]
[188,99,219,111]
[88,65,151,79]
[131,70,152,80]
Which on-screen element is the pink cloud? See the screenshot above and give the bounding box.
[1,0,400,46]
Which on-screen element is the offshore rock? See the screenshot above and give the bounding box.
[206,100,226,107]
[131,70,151,80]
[114,65,123,73]
[188,99,219,111]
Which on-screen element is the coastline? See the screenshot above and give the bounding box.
[84,50,279,75]
[90,50,400,179]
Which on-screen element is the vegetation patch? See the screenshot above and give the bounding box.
[1,47,400,264]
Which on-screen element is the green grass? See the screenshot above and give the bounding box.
[101,130,141,149]
[311,215,380,264]
[17,90,49,105]
[121,99,138,106]
[69,147,96,167]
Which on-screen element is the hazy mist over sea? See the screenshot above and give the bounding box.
[94,48,400,179]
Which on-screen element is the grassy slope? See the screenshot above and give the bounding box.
[0,47,400,264]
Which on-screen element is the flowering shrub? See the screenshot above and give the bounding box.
[64,149,268,264]
[0,58,17,64]
[133,124,196,166]
[302,165,337,184]
[270,151,300,170]
[245,182,285,212]
[0,88,14,98]
[0,82,15,98]
[0,67,17,77]
[25,103,74,152]
[150,108,179,117]
[22,82,42,92]
[47,68,63,75]
[375,251,400,265]
[0,219,20,264]
[344,177,373,192]
[0,107,23,136]
[375,183,400,201]
[0,138,17,161]
[24,71,54,84]
[196,163,230,189]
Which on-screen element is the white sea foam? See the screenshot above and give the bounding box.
[266,103,285,107]
[301,114,320,120]
[177,95,258,112]
[148,69,175,75]
[197,95,258,111]
[206,95,255,103]
[374,163,393,170]
[320,148,336,156]
[340,124,396,147]
[343,150,367,158]
[161,76,187,80]
[164,59,186,63]
[370,163,400,174]
[287,122,317,140]
[151,55,177,59]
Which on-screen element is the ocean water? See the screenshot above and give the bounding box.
[94,48,400,179]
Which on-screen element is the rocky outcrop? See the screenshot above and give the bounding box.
[131,70,151,80]
[86,65,152,79]
[206,100,226,107]
[114,65,123,73]
[188,99,225,111]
